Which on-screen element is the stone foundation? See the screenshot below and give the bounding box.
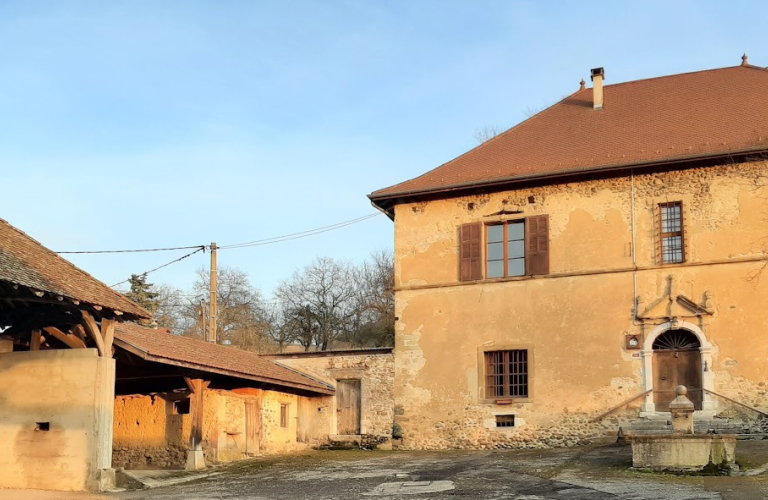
[112,445,187,469]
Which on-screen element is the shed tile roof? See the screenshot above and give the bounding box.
[0,217,149,318]
[114,322,334,395]
[370,64,768,203]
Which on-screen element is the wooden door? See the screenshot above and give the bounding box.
[653,350,702,411]
[337,379,361,435]
[245,400,260,456]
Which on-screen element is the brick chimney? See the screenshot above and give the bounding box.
[591,67,605,110]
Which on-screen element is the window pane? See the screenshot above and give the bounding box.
[487,242,504,261]
[508,240,525,259]
[488,225,503,243]
[488,260,504,278]
[508,222,524,241]
[508,258,525,276]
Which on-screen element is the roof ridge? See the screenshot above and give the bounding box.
[0,217,149,317]
[600,64,763,90]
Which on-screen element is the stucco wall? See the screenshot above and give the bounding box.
[113,387,319,467]
[272,351,395,439]
[112,393,190,468]
[0,349,115,491]
[392,161,768,449]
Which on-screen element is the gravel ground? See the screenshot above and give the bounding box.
[7,442,768,500]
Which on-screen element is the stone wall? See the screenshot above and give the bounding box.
[112,393,191,469]
[0,349,115,491]
[391,160,768,450]
[268,349,395,441]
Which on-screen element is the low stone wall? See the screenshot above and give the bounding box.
[112,445,187,469]
[267,349,394,441]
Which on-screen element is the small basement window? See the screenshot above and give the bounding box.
[495,415,515,428]
[173,399,191,415]
[36,422,50,432]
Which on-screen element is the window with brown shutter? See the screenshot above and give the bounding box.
[482,215,549,279]
[525,215,550,275]
[459,222,483,281]
[659,202,685,264]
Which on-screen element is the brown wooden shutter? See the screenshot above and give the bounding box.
[459,222,483,281]
[525,215,549,275]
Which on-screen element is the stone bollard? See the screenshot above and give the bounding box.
[669,385,695,434]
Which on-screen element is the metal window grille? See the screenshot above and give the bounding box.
[659,202,685,264]
[485,350,529,398]
[495,415,515,427]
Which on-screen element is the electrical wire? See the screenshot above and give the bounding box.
[111,247,206,287]
[57,244,204,254]
[219,213,381,250]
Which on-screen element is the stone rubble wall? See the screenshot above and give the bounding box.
[392,160,768,450]
[269,351,395,441]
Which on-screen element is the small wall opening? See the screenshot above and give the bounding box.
[173,399,191,415]
[495,415,515,428]
[35,422,50,432]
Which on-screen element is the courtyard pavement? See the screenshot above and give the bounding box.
[6,442,768,499]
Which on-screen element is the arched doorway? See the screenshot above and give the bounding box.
[652,329,702,410]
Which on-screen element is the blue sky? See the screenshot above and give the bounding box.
[0,1,765,296]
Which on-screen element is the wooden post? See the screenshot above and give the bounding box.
[30,329,42,350]
[208,243,218,343]
[184,377,210,470]
[101,318,115,355]
[185,378,210,449]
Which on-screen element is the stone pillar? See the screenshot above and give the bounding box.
[669,386,695,434]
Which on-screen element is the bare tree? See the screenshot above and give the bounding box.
[183,267,275,353]
[275,257,358,350]
[349,249,395,347]
[473,125,501,144]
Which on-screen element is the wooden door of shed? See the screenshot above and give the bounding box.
[653,350,702,411]
[297,397,311,443]
[337,379,361,435]
[245,399,261,456]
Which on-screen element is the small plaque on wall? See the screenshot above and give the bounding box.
[625,334,642,350]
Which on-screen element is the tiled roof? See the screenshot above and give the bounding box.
[114,322,335,395]
[370,64,768,204]
[0,217,149,318]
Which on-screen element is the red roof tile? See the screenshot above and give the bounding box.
[370,65,768,204]
[114,322,334,395]
[0,217,149,318]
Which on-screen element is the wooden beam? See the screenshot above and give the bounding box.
[30,329,42,350]
[71,324,87,342]
[43,327,87,349]
[101,318,115,355]
[81,310,106,356]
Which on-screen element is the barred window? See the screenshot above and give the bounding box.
[485,350,529,398]
[660,202,685,264]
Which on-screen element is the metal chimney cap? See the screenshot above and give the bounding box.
[590,67,605,81]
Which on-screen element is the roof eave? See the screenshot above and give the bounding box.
[114,338,335,395]
[369,146,768,211]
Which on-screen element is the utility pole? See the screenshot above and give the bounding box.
[200,299,207,341]
[208,242,218,343]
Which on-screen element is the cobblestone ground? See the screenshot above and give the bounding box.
[6,444,768,500]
